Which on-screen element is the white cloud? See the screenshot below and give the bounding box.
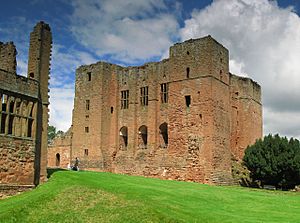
[180,0,300,138]
[49,86,74,132]
[69,0,179,63]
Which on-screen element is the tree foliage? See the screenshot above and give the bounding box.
[48,125,64,144]
[243,134,300,189]
[48,125,56,143]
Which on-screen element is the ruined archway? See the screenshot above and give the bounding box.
[138,125,147,149]
[119,126,128,149]
[159,122,168,148]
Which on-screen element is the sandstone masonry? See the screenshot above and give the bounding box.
[0,22,52,187]
[48,36,262,185]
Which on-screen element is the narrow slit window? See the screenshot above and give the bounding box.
[185,95,191,108]
[85,127,89,133]
[86,100,90,111]
[87,72,91,81]
[84,149,89,156]
[186,67,190,78]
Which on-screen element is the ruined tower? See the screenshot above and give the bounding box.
[27,21,52,183]
[0,21,52,189]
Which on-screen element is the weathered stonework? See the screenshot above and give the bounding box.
[49,36,262,185]
[0,21,52,187]
[48,128,72,168]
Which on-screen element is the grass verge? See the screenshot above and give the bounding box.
[0,170,300,222]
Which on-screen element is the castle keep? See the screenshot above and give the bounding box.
[49,36,262,184]
[0,22,52,187]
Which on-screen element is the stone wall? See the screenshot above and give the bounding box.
[0,137,35,185]
[51,36,262,185]
[0,21,52,187]
[48,128,72,168]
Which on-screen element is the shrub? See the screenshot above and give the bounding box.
[243,134,300,190]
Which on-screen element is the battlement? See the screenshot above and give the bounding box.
[229,73,261,104]
[0,42,17,73]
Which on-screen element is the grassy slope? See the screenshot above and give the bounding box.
[0,171,300,223]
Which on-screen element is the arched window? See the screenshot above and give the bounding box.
[138,125,147,149]
[56,153,60,167]
[119,126,128,150]
[159,122,168,148]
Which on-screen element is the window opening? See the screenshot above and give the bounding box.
[9,101,14,113]
[87,72,91,81]
[8,116,14,134]
[186,67,190,78]
[159,123,168,147]
[160,83,168,103]
[2,95,7,112]
[84,149,89,156]
[29,72,34,78]
[86,100,90,110]
[138,125,147,149]
[185,95,191,108]
[1,114,6,133]
[85,127,89,133]
[56,153,60,166]
[140,87,149,106]
[27,119,33,137]
[119,126,128,149]
[121,90,129,109]
[111,107,114,114]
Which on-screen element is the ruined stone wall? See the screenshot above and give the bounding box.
[230,74,262,160]
[0,137,35,185]
[0,21,52,187]
[0,42,17,73]
[48,129,72,168]
[27,21,52,182]
[68,36,262,185]
[0,80,38,186]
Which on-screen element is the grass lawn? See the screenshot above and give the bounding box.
[0,170,300,223]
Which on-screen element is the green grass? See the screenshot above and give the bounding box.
[1,170,300,223]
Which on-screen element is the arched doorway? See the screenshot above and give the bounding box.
[138,125,147,149]
[159,122,168,148]
[56,153,60,167]
[119,126,128,150]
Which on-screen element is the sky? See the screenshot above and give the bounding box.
[1,0,300,138]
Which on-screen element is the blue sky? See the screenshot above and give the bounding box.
[1,0,300,138]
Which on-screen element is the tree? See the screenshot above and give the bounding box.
[243,134,300,189]
[48,125,57,143]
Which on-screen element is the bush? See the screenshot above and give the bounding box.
[243,134,300,190]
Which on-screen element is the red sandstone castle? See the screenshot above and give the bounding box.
[49,36,262,185]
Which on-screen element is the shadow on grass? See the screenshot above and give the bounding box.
[47,168,68,178]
